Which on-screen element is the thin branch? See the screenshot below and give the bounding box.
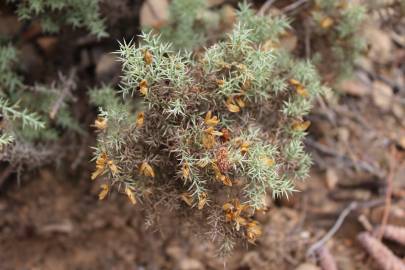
[377,145,397,239]
[258,0,277,16]
[358,232,405,270]
[307,201,358,256]
[49,70,77,120]
[281,0,308,13]
[306,199,384,257]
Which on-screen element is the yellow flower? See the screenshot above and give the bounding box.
[216,79,225,87]
[226,97,241,113]
[289,79,309,97]
[235,96,246,108]
[107,160,119,175]
[219,175,233,186]
[262,157,275,167]
[98,184,109,200]
[139,79,148,96]
[292,120,311,131]
[240,141,250,154]
[94,117,107,130]
[212,162,232,186]
[91,153,108,180]
[136,112,145,128]
[144,49,153,65]
[202,127,223,149]
[246,221,262,243]
[320,17,334,29]
[223,199,250,231]
[139,161,155,177]
[180,192,193,207]
[182,163,190,179]
[204,111,219,127]
[197,192,207,210]
[125,187,137,205]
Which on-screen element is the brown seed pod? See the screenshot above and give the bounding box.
[216,146,230,174]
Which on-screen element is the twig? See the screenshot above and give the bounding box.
[281,0,308,13]
[258,0,277,16]
[49,70,77,120]
[358,232,405,270]
[306,199,384,257]
[358,214,373,232]
[374,225,405,246]
[307,201,358,256]
[378,145,397,240]
[304,19,311,59]
[317,246,338,270]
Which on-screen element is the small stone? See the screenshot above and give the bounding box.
[36,36,58,55]
[140,0,169,28]
[178,258,204,270]
[337,79,370,97]
[364,26,393,65]
[325,168,339,190]
[372,80,393,111]
[295,263,321,270]
[96,53,121,83]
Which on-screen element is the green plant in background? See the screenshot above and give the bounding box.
[308,0,366,81]
[0,44,44,149]
[0,42,83,169]
[90,3,325,251]
[157,0,220,50]
[0,0,107,169]
[7,0,107,38]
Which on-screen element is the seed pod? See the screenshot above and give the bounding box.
[216,147,230,174]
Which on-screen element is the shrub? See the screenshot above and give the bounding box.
[90,3,325,251]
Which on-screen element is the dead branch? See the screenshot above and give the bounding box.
[317,246,338,270]
[374,225,405,246]
[258,0,277,16]
[307,201,358,256]
[281,0,308,13]
[307,199,385,257]
[378,145,398,240]
[49,70,77,120]
[358,232,405,270]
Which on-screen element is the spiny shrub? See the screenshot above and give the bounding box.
[90,3,325,251]
[7,0,107,38]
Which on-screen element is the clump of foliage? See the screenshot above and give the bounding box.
[0,43,82,170]
[0,0,106,170]
[90,3,325,252]
[7,0,107,38]
[305,0,366,81]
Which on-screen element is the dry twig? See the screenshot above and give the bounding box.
[281,0,308,13]
[358,232,405,270]
[258,0,276,16]
[307,199,384,257]
[307,201,358,256]
[375,225,405,246]
[49,70,77,120]
[378,145,398,240]
[317,246,338,270]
